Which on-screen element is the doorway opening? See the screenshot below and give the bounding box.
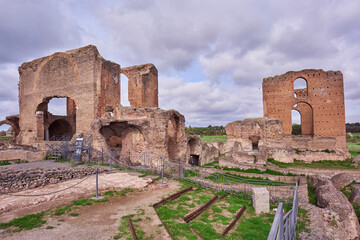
[36,96,76,141]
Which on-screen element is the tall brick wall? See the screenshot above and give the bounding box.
[263,69,346,138]
[263,69,347,151]
[18,45,120,145]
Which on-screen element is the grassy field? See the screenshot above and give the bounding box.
[154,186,274,240]
[200,135,227,143]
[267,158,356,169]
[0,137,13,141]
[347,142,360,158]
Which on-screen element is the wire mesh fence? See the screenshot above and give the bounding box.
[44,145,296,204]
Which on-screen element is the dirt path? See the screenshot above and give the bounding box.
[1,180,179,240]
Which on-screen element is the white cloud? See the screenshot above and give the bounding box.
[0,0,359,127]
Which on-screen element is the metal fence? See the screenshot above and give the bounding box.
[44,145,296,204]
[267,183,299,240]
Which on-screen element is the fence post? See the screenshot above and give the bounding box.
[88,148,91,164]
[96,168,99,197]
[110,157,112,173]
[101,148,104,164]
[92,168,104,200]
[161,157,164,184]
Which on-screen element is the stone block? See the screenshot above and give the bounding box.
[252,187,270,214]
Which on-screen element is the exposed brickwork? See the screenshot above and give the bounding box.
[121,64,158,108]
[263,69,347,151]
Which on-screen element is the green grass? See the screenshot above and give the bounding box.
[296,208,310,239]
[200,135,228,143]
[219,166,299,176]
[154,186,277,240]
[205,172,291,186]
[347,142,360,158]
[307,181,317,206]
[0,211,47,231]
[0,160,11,166]
[341,185,353,199]
[267,158,356,169]
[201,160,219,168]
[69,213,79,217]
[114,214,152,240]
[0,137,13,141]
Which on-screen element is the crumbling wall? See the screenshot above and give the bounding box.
[186,136,220,165]
[121,64,158,108]
[92,107,188,162]
[17,45,120,145]
[263,69,347,151]
[0,115,20,137]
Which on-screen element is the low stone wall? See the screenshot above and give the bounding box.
[293,151,347,162]
[0,150,43,162]
[207,160,299,183]
[219,156,360,180]
[0,166,109,193]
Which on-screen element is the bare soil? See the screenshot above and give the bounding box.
[0,175,179,240]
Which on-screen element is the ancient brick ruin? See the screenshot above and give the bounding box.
[263,69,347,151]
[220,69,350,166]
[1,45,217,165]
[0,46,351,165]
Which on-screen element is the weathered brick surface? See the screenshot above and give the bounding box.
[263,69,347,152]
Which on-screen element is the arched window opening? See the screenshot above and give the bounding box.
[121,74,130,106]
[48,98,67,116]
[291,109,301,135]
[294,78,308,99]
[0,124,14,139]
[36,96,76,141]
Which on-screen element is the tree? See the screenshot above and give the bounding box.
[292,124,301,135]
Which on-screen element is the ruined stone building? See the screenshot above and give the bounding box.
[220,69,350,166]
[0,45,350,166]
[0,45,218,165]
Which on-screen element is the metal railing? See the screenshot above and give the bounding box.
[86,149,296,204]
[44,144,296,204]
[267,183,299,240]
[48,135,71,141]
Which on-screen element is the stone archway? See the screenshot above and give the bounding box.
[292,102,314,136]
[35,96,76,141]
[48,119,74,141]
[100,122,146,159]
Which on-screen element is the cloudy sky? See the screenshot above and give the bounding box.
[0,0,359,131]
